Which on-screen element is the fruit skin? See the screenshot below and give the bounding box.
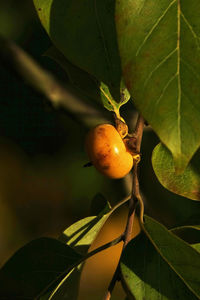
[85,124,134,179]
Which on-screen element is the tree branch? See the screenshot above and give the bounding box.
[0,36,109,127]
[103,114,145,300]
[124,114,145,245]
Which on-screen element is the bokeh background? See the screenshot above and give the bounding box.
[0,1,200,299]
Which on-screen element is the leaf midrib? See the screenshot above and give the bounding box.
[177,0,181,155]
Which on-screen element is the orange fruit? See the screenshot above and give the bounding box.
[85,124,134,179]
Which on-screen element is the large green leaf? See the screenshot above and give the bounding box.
[152,143,200,200]
[33,0,121,92]
[121,232,199,300]
[45,46,103,104]
[0,238,82,299]
[142,215,200,298]
[116,0,200,171]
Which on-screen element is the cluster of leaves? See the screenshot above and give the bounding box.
[1,0,200,299]
[1,200,200,299]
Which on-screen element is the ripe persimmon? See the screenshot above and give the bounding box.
[85,124,135,179]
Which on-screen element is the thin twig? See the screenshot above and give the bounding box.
[0,36,109,127]
[103,114,145,300]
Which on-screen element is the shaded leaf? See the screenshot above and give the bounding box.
[45,46,130,113]
[116,0,200,171]
[45,46,103,104]
[152,143,200,200]
[0,238,81,299]
[121,232,199,300]
[142,215,200,298]
[33,0,121,90]
[46,268,81,300]
[139,130,200,228]
[90,193,111,216]
[171,226,200,256]
[171,225,200,244]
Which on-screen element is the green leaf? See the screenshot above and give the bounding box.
[171,225,200,254]
[45,46,103,104]
[45,46,130,113]
[152,143,200,200]
[60,199,112,255]
[0,238,81,299]
[142,215,200,298]
[90,193,111,216]
[139,131,200,228]
[116,0,200,171]
[193,244,200,253]
[33,0,121,90]
[121,232,199,300]
[100,81,130,113]
[171,225,200,244]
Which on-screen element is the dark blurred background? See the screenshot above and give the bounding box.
[0,1,200,299]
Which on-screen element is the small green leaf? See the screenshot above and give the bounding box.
[142,215,200,298]
[100,81,130,114]
[0,238,81,299]
[121,232,199,300]
[116,0,200,171]
[119,80,131,107]
[60,199,112,255]
[152,143,200,201]
[100,82,119,112]
[33,0,121,89]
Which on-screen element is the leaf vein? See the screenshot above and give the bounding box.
[177,0,181,154]
[181,58,200,81]
[137,0,146,15]
[155,73,177,106]
[144,47,177,88]
[181,12,200,49]
[136,0,176,56]
[182,91,200,115]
